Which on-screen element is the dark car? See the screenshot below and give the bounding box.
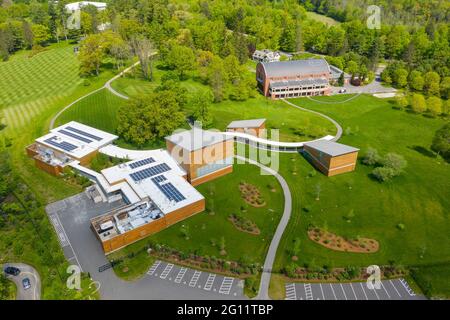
[4,266,21,276]
[22,278,31,290]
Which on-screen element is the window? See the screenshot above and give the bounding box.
[196,157,233,178]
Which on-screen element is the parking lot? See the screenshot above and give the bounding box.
[285,279,426,300]
[147,260,245,297]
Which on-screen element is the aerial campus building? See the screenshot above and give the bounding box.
[27,122,233,254]
[303,140,359,176]
[256,58,350,99]
[226,119,266,138]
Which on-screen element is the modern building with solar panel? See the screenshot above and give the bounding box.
[89,150,205,254]
[26,121,118,176]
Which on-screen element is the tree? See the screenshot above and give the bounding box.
[408,70,424,91]
[22,21,33,49]
[78,34,104,76]
[345,61,359,80]
[381,153,407,175]
[164,44,196,79]
[337,72,345,86]
[31,24,50,46]
[207,56,228,102]
[431,123,450,162]
[395,93,409,110]
[424,71,441,96]
[192,90,214,128]
[362,147,380,166]
[440,77,450,99]
[130,37,154,80]
[393,67,408,88]
[427,96,443,116]
[411,93,427,113]
[117,91,185,147]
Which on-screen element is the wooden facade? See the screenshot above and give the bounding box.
[94,198,205,254]
[226,123,266,138]
[303,145,358,177]
[166,139,234,185]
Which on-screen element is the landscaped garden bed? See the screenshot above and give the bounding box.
[283,264,407,282]
[308,225,379,253]
[228,213,260,235]
[239,182,266,207]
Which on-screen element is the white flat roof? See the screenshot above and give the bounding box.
[304,140,359,156]
[101,151,201,214]
[227,119,266,129]
[165,127,234,152]
[36,121,118,159]
[65,1,107,11]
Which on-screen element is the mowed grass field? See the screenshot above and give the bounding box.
[269,94,450,297]
[0,43,82,133]
[55,89,126,133]
[110,163,285,274]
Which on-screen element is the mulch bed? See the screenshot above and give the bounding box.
[239,182,266,207]
[308,228,379,253]
[228,215,260,235]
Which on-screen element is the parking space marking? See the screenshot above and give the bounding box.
[349,283,358,300]
[359,282,369,300]
[339,283,348,300]
[147,260,161,276]
[319,283,325,300]
[304,283,313,300]
[174,267,187,283]
[328,283,337,300]
[285,283,297,300]
[219,277,234,295]
[160,263,174,279]
[389,280,402,297]
[400,278,416,296]
[371,285,381,300]
[380,282,391,299]
[189,271,202,287]
[204,274,216,291]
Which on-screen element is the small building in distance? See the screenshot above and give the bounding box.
[256,59,333,99]
[252,49,281,63]
[329,65,351,85]
[65,1,107,12]
[165,127,234,186]
[303,140,359,176]
[26,121,117,176]
[226,119,266,138]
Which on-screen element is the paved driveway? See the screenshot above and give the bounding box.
[2,263,41,300]
[285,279,426,300]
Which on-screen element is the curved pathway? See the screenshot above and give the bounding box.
[307,92,362,104]
[50,58,146,129]
[281,98,343,141]
[2,263,41,300]
[234,156,292,300]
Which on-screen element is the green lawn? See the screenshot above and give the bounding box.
[110,163,285,278]
[306,11,340,26]
[0,43,82,133]
[55,89,126,133]
[268,94,449,297]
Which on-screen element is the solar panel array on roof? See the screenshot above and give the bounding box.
[130,163,171,182]
[58,129,92,143]
[44,136,78,152]
[151,175,167,183]
[66,126,102,141]
[151,176,185,203]
[129,157,155,169]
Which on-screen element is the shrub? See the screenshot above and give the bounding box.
[372,166,396,182]
[362,147,381,166]
[431,122,450,162]
[381,153,407,174]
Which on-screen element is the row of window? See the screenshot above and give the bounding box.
[270,85,327,93]
[272,91,326,98]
